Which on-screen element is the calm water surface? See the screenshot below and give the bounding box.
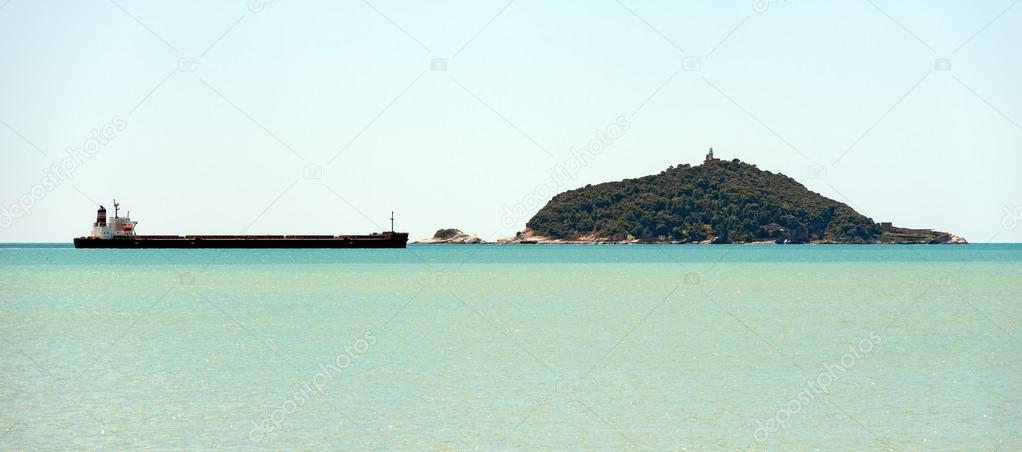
[1,244,1020,450]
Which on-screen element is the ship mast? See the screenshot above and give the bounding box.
[113,199,120,219]
[390,211,394,232]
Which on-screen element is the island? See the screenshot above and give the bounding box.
[507,151,966,244]
[415,228,485,244]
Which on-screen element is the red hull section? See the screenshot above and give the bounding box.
[73,233,408,249]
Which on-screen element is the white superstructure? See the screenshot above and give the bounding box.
[90,200,137,239]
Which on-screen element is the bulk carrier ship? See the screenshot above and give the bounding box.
[73,201,408,249]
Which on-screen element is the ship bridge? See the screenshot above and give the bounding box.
[90,200,136,239]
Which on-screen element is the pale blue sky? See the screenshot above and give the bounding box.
[2,0,1020,242]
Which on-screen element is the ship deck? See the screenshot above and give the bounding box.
[73,233,409,248]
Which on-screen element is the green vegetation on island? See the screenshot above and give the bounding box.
[432,229,463,240]
[524,157,964,244]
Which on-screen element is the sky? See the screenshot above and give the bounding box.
[1,0,1020,242]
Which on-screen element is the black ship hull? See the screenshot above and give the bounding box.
[73,233,408,249]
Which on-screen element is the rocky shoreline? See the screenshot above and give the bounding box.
[413,226,967,245]
[493,227,967,245]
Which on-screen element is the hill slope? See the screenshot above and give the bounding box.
[524,159,957,244]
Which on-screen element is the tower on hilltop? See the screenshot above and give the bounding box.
[705,147,717,163]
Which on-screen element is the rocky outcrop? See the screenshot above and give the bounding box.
[877,226,968,244]
[947,235,969,244]
[498,230,558,244]
[415,229,485,244]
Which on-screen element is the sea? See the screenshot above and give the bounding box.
[1,244,1019,450]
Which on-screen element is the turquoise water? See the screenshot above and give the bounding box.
[1,244,1020,450]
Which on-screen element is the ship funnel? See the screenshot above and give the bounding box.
[96,206,107,227]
